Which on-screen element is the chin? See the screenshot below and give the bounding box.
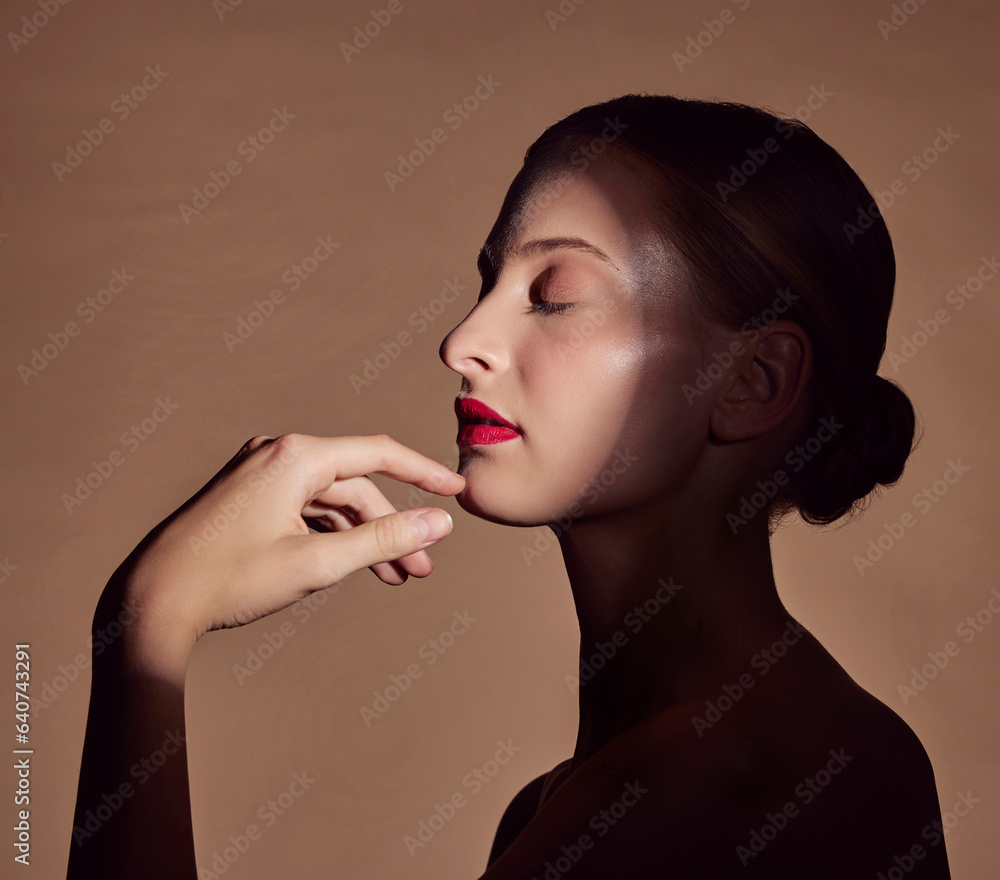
[454,459,577,529]
[455,489,525,527]
[454,476,532,527]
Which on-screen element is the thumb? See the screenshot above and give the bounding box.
[375,507,455,559]
[292,507,455,588]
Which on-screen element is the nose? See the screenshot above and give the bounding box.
[439,294,510,378]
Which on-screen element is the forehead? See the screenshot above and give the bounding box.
[480,158,661,277]
[479,153,699,330]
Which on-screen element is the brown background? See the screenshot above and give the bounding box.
[2,0,997,877]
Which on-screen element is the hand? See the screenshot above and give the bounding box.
[112,433,466,662]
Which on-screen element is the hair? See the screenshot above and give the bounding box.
[502,94,918,526]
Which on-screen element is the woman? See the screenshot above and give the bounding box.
[67,95,951,879]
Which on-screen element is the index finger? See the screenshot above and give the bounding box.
[261,433,466,502]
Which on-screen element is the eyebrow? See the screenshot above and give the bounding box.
[477,236,621,277]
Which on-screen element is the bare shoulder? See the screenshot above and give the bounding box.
[486,770,549,868]
[656,632,953,876]
[481,634,952,879]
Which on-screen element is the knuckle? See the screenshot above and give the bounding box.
[241,435,273,454]
[269,432,306,465]
[367,432,397,470]
[273,432,304,452]
[374,514,406,557]
[238,433,307,485]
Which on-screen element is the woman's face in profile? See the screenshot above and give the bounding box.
[440,157,720,529]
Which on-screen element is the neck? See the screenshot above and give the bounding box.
[557,492,793,767]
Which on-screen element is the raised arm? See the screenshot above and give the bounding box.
[66,433,465,880]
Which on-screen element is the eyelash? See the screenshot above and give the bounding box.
[531,299,576,315]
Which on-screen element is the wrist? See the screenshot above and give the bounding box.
[93,570,199,686]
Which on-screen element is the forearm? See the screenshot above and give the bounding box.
[67,575,199,880]
[63,433,464,878]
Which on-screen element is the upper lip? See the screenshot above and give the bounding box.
[455,397,521,432]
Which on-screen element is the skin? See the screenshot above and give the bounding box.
[439,158,812,763]
[66,435,466,879]
[66,156,950,879]
[443,158,951,878]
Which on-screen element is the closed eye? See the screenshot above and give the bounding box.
[529,266,575,315]
[530,300,576,315]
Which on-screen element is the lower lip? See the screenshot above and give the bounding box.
[458,424,520,446]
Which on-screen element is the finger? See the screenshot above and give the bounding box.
[304,474,399,527]
[304,510,406,585]
[281,507,454,591]
[257,433,465,503]
[301,475,435,579]
[303,502,422,585]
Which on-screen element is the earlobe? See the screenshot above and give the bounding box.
[709,321,812,443]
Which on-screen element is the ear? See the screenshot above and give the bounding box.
[709,320,813,442]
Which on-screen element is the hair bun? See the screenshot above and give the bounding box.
[793,376,918,525]
[844,376,916,486]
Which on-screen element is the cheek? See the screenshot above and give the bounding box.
[518,328,660,504]
[454,318,712,527]
[534,333,647,448]
[533,323,711,512]
[454,331,650,526]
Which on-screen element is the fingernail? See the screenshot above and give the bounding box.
[414,508,453,543]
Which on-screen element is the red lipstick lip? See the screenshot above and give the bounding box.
[455,397,522,433]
